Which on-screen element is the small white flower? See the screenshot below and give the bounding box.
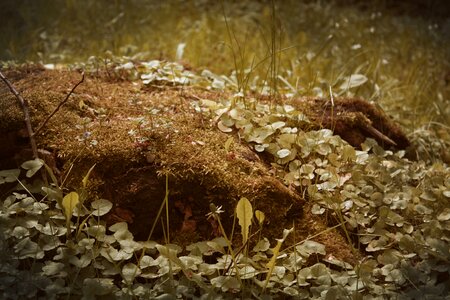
[206,204,224,220]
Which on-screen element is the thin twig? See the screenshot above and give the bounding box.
[0,70,39,160]
[33,72,85,136]
[364,123,397,146]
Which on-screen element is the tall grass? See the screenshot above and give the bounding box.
[1,1,448,128]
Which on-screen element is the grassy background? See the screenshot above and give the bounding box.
[1,0,449,129]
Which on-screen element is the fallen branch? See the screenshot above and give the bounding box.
[33,72,85,136]
[363,123,397,147]
[0,70,39,160]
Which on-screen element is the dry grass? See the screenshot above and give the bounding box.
[1,1,448,130]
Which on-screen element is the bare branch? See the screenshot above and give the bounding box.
[0,70,39,160]
[33,72,85,136]
[364,123,397,147]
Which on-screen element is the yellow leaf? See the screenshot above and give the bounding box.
[266,241,282,269]
[255,210,265,226]
[263,227,293,292]
[79,99,86,110]
[224,137,234,153]
[264,240,282,291]
[62,192,79,221]
[236,197,253,245]
[82,164,96,188]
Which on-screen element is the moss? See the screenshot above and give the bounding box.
[1,67,406,263]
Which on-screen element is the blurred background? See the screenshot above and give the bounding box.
[1,0,449,131]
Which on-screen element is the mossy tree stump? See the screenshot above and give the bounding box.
[0,66,409,264]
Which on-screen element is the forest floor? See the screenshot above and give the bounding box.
[0,1,449,298]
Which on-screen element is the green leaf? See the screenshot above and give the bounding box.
[0,169,20,184]
[377,249,401,265]
[323,256,353,270]
[210,276,240,292]
[253,238,270,252]
[284,286,300,296]
[341,145,356,162]
[42,261,65,276]
[11,226,29,239]
[271,121,285,130]
[21,158,44,177]
[139,255,156,268]
[14,237,44,259]
[87,225,107,240]
[42,186,63,206]
[218,120,232,132]
[224,136,234,152]
[83,278,116,297]
[112,224,134,242]
[109,222,129,232]
[91,199,113,216]
[100,246,133,262]
[236,197,253,245]
[339,74,368,90]
[239,265,257,279]
[437,208,450,221]
[248,126,275,143]
[311,204,325,215]
[296,241,326,257]
[122,263,141,283]
[69,254,92,268]
[277,149,291,158]
[255,144,268,152]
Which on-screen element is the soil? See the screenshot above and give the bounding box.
[0,65,411,265]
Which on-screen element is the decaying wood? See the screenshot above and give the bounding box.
[294,97,410,149]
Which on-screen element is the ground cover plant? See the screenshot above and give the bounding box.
[0,0,449,299]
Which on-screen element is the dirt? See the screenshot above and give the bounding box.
[0,65,411,265]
